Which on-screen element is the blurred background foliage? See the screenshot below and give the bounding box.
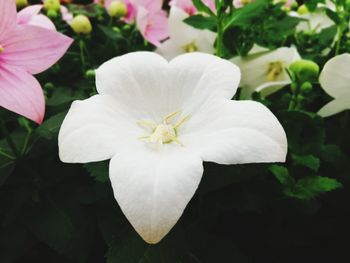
[0,0,350,262]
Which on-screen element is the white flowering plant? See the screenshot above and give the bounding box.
[0,0,349,262]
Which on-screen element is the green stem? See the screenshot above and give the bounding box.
[79,39,86,73]
[335,25,344,55]
[0,149,15,160]
[0,121,20,158]
[21,131,32,156]
[216,20,224,58]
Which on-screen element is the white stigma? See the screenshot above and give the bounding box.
[137,111,190,146]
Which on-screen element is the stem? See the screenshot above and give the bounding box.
[0,149,15,160]
[21,130,32,155]
[335,25,344,55]
[0,121,20,158]
[216,20,224,57]
[79,39,86,72]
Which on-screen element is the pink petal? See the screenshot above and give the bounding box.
[0,0,17,38]
[136,7,168,47]
[17,5,56,30]
[0,64,45,124]
[60,6,73,24]
[17,5,42,24]
[27,14,56,31]
[1,25,73,75]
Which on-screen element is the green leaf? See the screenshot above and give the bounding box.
[106,233,149,263]
[84,161,109,183]
[269,165,295,186]
[285,176,342,200]
[35,111,68,140]
[305,0,325,11]
[223,0,268,30]
[192,0,215,16]
[0,161,14,186]
[184,15,217,31]
[97,25,124,40]
[325,8,341,24]
[291,154,320,172]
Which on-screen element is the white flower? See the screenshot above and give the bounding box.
[318,53,350,117]
[156,6,216,60]
[291,1,335,33]
[231,45,301,99]
[58,52,287,244]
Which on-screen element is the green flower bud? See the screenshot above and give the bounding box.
[43,0,61,12]
[70,15,92,34]
[289,60,320,83]
[85,69,96,79]
[297,4,309,15]
[301,82,313,94]
[44,82,55,90]
[108,1,128,17]
[345,0,350,11]
[16,0,28,9]
[47,9,59,19]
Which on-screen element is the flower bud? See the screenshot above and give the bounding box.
[300,81,312,94]
[43,0,61,12]
[289,60,320,83]
[108,1,128,17]
[70,15,92,34]
[345,0,350,11]
[47,9,59,18]
[85,69,96,79]
[297,4,309,15]
[16,0,28,9]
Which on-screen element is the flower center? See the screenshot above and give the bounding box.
[183,42,198,53]
[0,45,4,54]
[137,111,190,146]
[266,61,283,81]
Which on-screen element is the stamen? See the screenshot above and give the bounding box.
[174,114,190,129]
[137,111,190,146]
[183,42,198,53]
[266,62,283,81]
[0,45,4,54]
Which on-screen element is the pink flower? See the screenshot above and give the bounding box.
[135,0,169,47]
[104,0,137,23]
[0,0,73,124]
[170,0,215,15]
[17,4,56,30]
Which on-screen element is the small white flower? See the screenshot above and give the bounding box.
[58,52,287,244]
[291,1,335,33]
[231,45,301,99]
[156,6,216,60]
[318,53,350,117]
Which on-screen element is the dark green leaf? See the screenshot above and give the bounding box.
[291,153,320,171]
[269,165,295,186]
[184,15,217,31]
[84,161,109,183]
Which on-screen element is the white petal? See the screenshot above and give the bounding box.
[318,97,350,117]
[181,99,287,164]
[96,52,241,122]
[156,39,185,61]
[96,52,171,121]
[58,95,140,163]
[319,54,350,98]
[169,52,241,116]
[168,7,199,46]
[109,146,203,244]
